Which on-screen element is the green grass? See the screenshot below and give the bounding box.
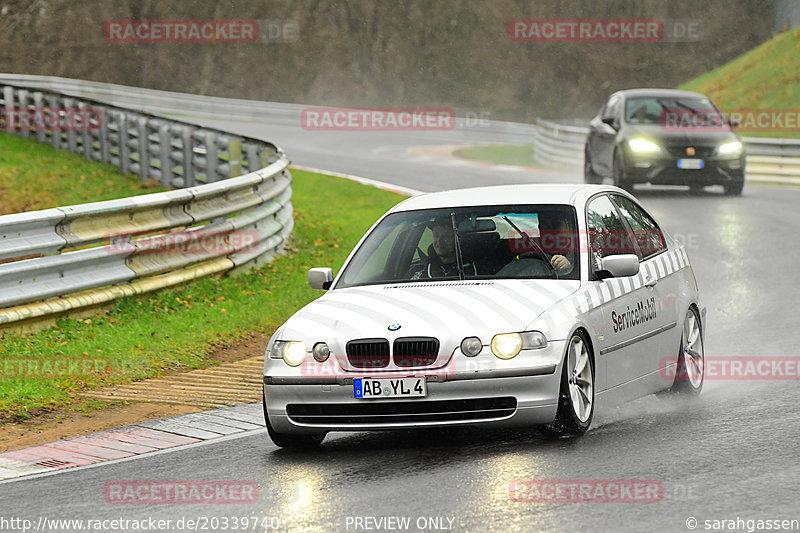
[454,144,541,168]
[0,132,163,215]
[0,168,404,419]
[679,29,800,138]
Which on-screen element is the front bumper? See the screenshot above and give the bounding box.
[264,357,564,434]
[624,154,745,186]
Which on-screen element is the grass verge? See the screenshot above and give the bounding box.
[0,132,163,215]
[454,143,541,168]
[0,134,405,420]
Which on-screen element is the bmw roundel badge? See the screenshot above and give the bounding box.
[388,323,401,331]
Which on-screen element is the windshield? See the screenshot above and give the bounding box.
[337,204,579,288]
[624,96,723,126]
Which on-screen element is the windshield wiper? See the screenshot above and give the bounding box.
[450,212,465,281]
[502,216,559,279]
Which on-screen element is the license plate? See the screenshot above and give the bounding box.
[678,158,704,169]
[354,377,427,399]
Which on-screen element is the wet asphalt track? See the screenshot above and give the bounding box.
[2,120,799,533]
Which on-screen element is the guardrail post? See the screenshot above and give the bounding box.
[119,113,130,175]
[205,131,218,182]
[228,139,242,178]
[99,105,110,163]
[17,89,29,139]
[32,92,46,143]
[46,93,59,149]
[2,86,14,133]
[63,97,77,153]
[158,122,170,187]
[182,126,195,187]
[136,117,149,182]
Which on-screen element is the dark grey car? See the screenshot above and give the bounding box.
[584,89,745,195]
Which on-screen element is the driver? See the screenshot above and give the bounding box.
[537,214,575,275]
[412,218,477,279]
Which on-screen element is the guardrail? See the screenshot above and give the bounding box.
[532,118,800,181]
[0,82,292,330]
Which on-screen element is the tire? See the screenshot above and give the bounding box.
[263,396,326,449]
[723,176,744,196]
[612,150,633,192]
[584,147,602,184]
[669,308,704,395]
[544,331,594,437]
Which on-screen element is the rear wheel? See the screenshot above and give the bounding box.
[263,396,326,449]
[669,308,704,395]
[584,147,602,184]
[544,331,594,437]
[613,150,633,192]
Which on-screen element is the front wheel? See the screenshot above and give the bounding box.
[669,308,704,395]
[544,331,594,437]
[613,150,633,192]
[584,147,602,184]
[723,176,744,196]
[263,396,326,449]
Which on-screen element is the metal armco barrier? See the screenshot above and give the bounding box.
[532,118,800,181]
[0,80,292,328]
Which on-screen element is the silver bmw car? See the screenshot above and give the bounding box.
[262,184,706,448]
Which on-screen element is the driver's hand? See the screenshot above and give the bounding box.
[550,254,571,273]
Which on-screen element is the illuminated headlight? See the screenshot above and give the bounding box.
[460,337,483,357]
[628,138,662,154]
[273,340,306,367]
[717,140,742,155]
[490,331,548,360]
[312,342,331,362]
[491,333,523,359]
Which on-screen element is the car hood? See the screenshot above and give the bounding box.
[279,279,580,345]
[624,124,738,145]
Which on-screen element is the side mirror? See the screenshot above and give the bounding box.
[308,267,333,290]
[596,254,639,279]
[601,116,619,130]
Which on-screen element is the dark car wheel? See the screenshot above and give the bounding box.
[612,150,633,192]
[263,396,326,449]
[584,147,602,184]
[543,331,594,438]
[722,175,744,196]
[669,308,704,396]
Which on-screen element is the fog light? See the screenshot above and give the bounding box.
[313,342,330,362]
[491,333,522,359]
[460,337,482,357]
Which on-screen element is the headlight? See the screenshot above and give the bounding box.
[628,138,662,154]
[717,140,742,155]
[273,340,306,366]
[521,331,548,349]
[491,333,523,359]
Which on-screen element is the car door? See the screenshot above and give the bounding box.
[608,194,680,377]
[586,194,666,391]
[588,95,621,176]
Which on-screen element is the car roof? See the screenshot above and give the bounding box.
[611,88,709,100]
[389,184,623,212]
